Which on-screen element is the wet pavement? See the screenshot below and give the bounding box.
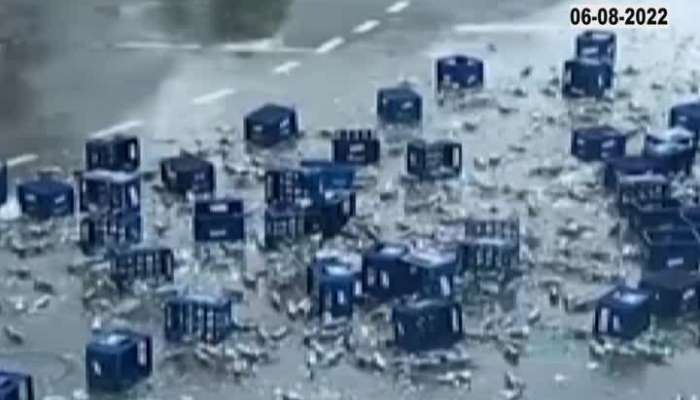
[2,0,700,399]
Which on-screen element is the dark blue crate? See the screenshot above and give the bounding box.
[570,125,626,162]
[629,198,683,233]
[85,134,140,172]
[392,298,464,352]
[681,206,700,230]
[79,211,142,255]
[642,227,700,271]
[593,286,651,340]
[464,216,520,242]
[362,242,417,299]
[244,103,299,147]
[317,190,356,238]
[17,176,74,220]
[164,294,234,344]
[110,246,175,291]
[639,269,700,318]
[575,30,616,64]
[406,139,462,181]
[377,85,422,126]
[193,198,245,243]
[402,248,458,298]
[615,174,669,217]
[642,127,695,175]
[332,129,380,165]
[160,153,215,196]
[669,101,700,145]
[0,162,7,206]
[603,156,670,190]
[300,159,356,194]
[460,238,519,283]
[79,170,140,213]
[264,204,313,248]
[264,168,308,206]
[0,371,33,400]
[562,57,613,98]
[307,259,356,319]
[436,55,484,92]
[85,329,152,393]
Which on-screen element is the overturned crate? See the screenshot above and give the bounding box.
[377,85,422,126]
[85,329,152,393]
[593,286,651,340]
[85,134,140,172]
[79,170,141,213]
[79,211,143,254]
[244,103,299,147]
[639,269,700,318]
[641,227,700,271]
[160,153,215,196]
[562,57,613,98]
[436,54,484,93]
[164,294,234,344]
[362,242,416,300]
[109,246,175,291]
[193,198,245,243]
[406,139,462,181]
[17,174,75,220]
[392,298,464,352]
[0,370,34,400]
[332,129,380,165]
[307,258,357,320]
[570,125,626,162]
[575,30,616,64]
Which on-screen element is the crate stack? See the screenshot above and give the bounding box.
[562,30,616,98]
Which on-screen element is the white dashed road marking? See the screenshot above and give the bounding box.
[272,60,301,75]
[192,88,237,106]
[353,20,381,34]
[89,120,144,138]
[7,153,39,168]
[315,37,345,54]
[386,1,410,14]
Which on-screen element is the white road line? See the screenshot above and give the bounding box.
[272,60,301,75]
[453,23,564,33]
[192,88,237,105]
[89,120,144,139]
[353,20,381,34]
[315,36,345,54]
[6,153,38,168]
[386,1,410,14]
[113,41,202,51]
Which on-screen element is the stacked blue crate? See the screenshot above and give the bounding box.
[406,140,462,181]
[628,197,683,233]
[265,168,309,205]
[317,190,356,238]
[164,294,234,344]
[193,198,245,243]
[300,159,356,195]
[641,227,700,271]
[392,298,464,352]
[80,210,143,255]
[593,286,651,340]
[362,242,416,299]
[160,153,215,196]
[377,85,422,126]
[79,170,140,213]
[461,216,520,282]
[436,55,484,93]
[639,269,700,318]
[562,57,613,98]
[307,258,357,319]
[85,134,140,172]
[603,156,669,190]
[17,175,74,220]
[642,127,695,175]
[570,125,626,162]
[244,103,299,147]
[85,329,152,392]
[402,248,458,298]
[575,30,616,64]
[0,162,6,207]
[669,101,700,145]
[109,246,175,291]
[263,204,316,249]
[332,129,380,165]
[0,370,33,400]
[615,174,669,217]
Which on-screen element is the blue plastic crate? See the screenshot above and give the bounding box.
[362,242,417,299]
[264,204,315,249]
[110,246,175,291]
[575,30,616,64]
[307,259,356,319]
[402,248,458,298]
[244,103,299,147]
[628,197,683,233]
[193,198,245,243]
[570,125,626,162]
[160,153,215,196]
[406,139,462,181]
[680,206,700,230]
[85,329,152,393]
[436,55,484,93]
[300,159,356,194]
[164,294,234,344]
[464,216,520,242]
[377,85,422,126]
[639,269,700,318]
[0,370,33,400]
[593,286,651,340]
[85,134,140,172]
[317,190,356,238]
[79,170,140,213]
[0,162,7,207]
[562,57,613,98]
[460,238,519,283]
[79,211,142,255]
[392,298,464,352]
[641,227,700,271]
[17,176,74,220]
[669,101,700,144]
[615,174,669,217]
[642,127,695,175]
[603,156,670,190]
[332,129,380,165]
[264,168,309,206]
